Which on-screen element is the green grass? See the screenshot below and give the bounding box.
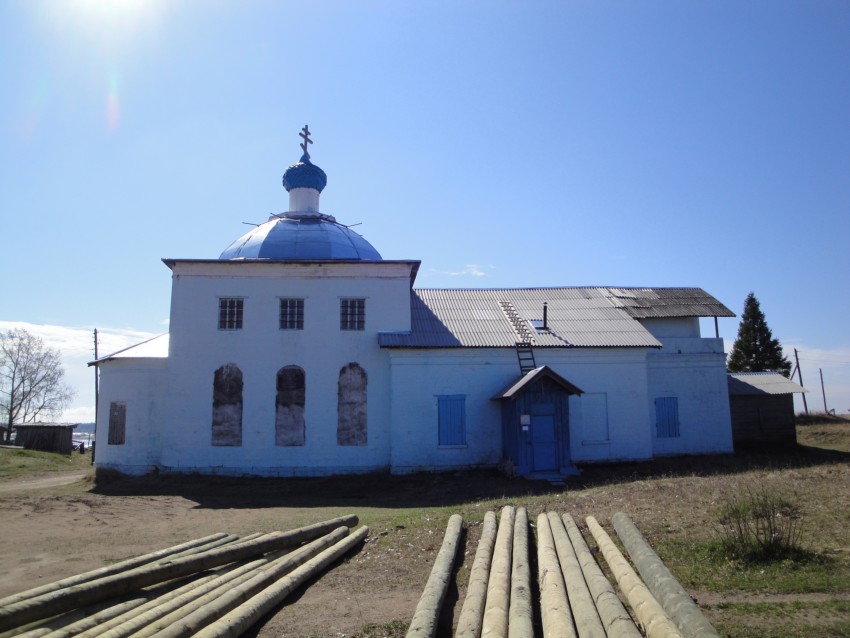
[0,447,92,479]
[710,600,850,638]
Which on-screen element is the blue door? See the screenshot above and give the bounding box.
[531,413,557,472]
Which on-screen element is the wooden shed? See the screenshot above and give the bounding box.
[14,423,79,455]
[728,372,806,449]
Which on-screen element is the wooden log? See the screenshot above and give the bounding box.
[547,512,605,638]
[507,508,532,638]
[122,527,352,638]
[612,513,719,638]
[72,547,304,638]
[455,511,497,638]
[0,515,358,632]
[0,534,230,609]
[191,526,370,638]
[536,513,575,638]
[586,517,683,638]
[561,514,641,638]
[481,506,515,638]
[406,514,464,638]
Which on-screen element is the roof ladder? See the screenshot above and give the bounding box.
[516,341,537,375]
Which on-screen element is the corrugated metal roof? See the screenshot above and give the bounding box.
[728,372,807,396]
[378,287,731,349]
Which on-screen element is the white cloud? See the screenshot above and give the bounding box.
[0,321,160,423]
[432,263,492,277]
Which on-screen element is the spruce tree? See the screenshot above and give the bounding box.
[727,292,792,377]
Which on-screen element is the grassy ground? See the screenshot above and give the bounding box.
[0,416,848,637]
[0,446,92,479]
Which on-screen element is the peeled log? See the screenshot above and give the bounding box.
[132,527,352,638]
[561,515,641,638]
[507,507,532,638]
[612,513,719,638]
[536,513,575,638]
[0,515,358,632]
[0,533,229,610]
[455,511,497,638]
[406,514,464,638]
[481,506,515,638]
[586,517,683,638]
[547,512,605,638]
[192,526,370,638]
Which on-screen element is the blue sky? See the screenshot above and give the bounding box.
[1,0,848,421]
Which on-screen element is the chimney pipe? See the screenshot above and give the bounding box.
[543,302,548,330]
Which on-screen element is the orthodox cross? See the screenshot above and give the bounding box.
[299,125,313,159]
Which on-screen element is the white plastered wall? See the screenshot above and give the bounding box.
[94,358,167,474]
[159,261,415,476]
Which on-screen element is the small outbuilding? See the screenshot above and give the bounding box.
[14,423,79,454]
[727,372,806,448]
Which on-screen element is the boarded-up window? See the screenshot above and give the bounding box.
[337,363,367,445]
[276,366,305,446]
[108,401,126,445]
[340,298,365,331]
[437,395,466,446]
[581,393,609,442]
[218,298,243,330]
[212,364,243,446]
[655,397,680,438]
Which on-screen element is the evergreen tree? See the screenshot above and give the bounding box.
[727,292,792,376]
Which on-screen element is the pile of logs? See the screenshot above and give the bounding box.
[0,515,367,638]
[407,508,718,638]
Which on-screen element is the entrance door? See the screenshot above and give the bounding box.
[531,413,557,472]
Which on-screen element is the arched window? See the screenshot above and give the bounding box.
[337,363,367,446]
[212,363,243,446]
[276,366,305,446]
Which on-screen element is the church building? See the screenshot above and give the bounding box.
[92,127,735,478]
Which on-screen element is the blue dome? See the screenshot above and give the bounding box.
[282,155,328,193]
[219,215,382,261]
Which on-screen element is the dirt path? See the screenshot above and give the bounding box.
[0,471,88,493]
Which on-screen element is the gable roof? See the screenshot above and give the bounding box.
[88,334,170,366]
[378,287,732,349]
[493,366,584,399]
[728,372,807,396]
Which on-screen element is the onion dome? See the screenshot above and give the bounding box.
[219,125,382,261]
[282,154,327,192]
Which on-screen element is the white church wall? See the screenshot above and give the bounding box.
[647,349,734,456]
[536,348,654,463]
[387,349,509,474]
[156,261,414,476]
[639,317,701,339]
[95,358,167,474]
[386,347,656,472]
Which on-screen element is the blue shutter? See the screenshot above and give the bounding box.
[655,397,680,438]
[438,395,466,446]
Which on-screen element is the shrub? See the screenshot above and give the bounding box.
[718,487,804,561]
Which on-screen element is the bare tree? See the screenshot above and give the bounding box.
[0,328,75,443]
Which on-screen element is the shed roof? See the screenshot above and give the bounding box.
[378,287,732,349]
[493,366,584,399]
[728,372,807,396]
[89,333,170,366]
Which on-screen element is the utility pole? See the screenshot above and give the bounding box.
[819,368,828,414]
[794,348,808,414]
[93,329,99,465]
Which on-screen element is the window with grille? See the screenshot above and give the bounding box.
[108,401,126,445]
[655,397,680,438]
[279,298,304,330]
[437,395,466,446]
[218,298,243,330]
[340,298,365,331]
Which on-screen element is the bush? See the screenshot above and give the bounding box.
[718,487,804,561]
